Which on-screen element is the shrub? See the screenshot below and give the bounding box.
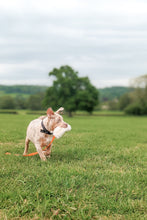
[0,96,16,109]
[141,103,147,115]
[125,103,143,115]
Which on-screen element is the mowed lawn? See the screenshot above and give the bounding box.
[0,113,146,219]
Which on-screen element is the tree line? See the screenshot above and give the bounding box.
[0,66,147,116]
[99,86,134,102]
[0,93,45,110]
[0,85,47,94]
[0,85,48,110]
[0,66,99,115]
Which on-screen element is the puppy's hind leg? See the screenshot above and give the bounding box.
[23,137,30,155]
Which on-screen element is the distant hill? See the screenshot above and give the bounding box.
[0,85,133,102]
[0,85,48,97]
[99,86,133,101]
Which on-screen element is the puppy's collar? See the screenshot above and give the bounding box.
[40,120,53,135]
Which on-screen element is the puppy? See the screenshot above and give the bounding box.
[23,107,71,161]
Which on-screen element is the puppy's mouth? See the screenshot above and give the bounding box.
[53,124,71,139]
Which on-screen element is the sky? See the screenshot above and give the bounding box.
[0,0,147,88]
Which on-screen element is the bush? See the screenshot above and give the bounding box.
[141,103,147,115]
[0,96,16,109]
[125,103,143,115]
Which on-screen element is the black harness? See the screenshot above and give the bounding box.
[40,120,53,135]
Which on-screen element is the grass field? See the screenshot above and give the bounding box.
[0,113,146,219]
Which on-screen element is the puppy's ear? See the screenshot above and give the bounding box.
[47,108,54,118]
[56,107,64,115]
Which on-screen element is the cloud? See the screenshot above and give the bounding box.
[0,0,147,87]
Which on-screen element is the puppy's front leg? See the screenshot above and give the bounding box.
[44,144,52,158]
[35,143,46,161]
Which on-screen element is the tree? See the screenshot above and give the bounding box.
[43,65,99,116]
[0,96,16,109]
[15,95,27,109]
[124,74,147,115]
[76,77,98,113]
[119,93,131,110]
[130,74,147,88]
[27,93,45,110]
[130,74,147,109]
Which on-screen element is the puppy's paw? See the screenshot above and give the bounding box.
[41,157,47,161]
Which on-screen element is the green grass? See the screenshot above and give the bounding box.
[74,110,124,116]
[0,114,146,219]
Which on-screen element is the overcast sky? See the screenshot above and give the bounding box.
[0,0,147,88]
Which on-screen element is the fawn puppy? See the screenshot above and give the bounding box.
[23,107,71,161]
